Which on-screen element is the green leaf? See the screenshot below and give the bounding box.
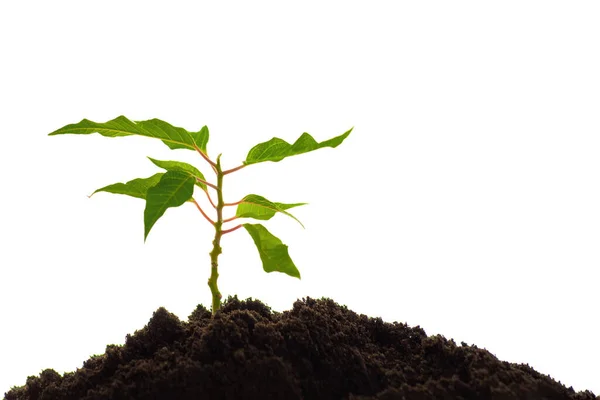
[49,116,210,153]
[244,127,353,165]
[194,126,209,154]
[243,223,300,279]
[90,173,164,200]
[236,194,306,227]
[144,170,195,241]
[147,157,208,191]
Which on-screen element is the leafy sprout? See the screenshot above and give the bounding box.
[50,116,352,315]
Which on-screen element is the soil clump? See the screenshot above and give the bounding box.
[5,296,598,400]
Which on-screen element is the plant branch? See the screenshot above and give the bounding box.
[204,189,217,209]
[195,145,217,172]
[224,200,243,207]
[223,215,238,223]
[222,224,242,234]
[197,177,218,191]
[191,198,214,225]
[223,164,247,175]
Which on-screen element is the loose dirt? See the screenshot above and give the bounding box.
[5,296,598,399]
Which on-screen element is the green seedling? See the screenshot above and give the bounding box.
[49,116,352,316]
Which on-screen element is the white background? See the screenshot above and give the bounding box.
[1,1,599,396]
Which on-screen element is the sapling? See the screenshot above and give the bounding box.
[49,116,352,316]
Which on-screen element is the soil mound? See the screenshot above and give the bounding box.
[5,296,598,400]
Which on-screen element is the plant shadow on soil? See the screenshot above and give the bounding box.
[5,296,598,400]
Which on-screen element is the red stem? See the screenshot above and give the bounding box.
[222,224,242,234]
[224,200,242,207]
[191,198,215,225]
[205,190,217,209]
[197,178,218,191]
[223,164,247,175]
[223,215,238,223]
[195,145,217,172]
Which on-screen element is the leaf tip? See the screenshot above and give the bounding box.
[143,222,151,243]
[88,189,101,198]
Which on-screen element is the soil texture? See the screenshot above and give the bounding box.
[5,296,598,400]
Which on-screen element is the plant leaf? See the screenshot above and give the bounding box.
[49,116,210,153]
[236,194,306,227]
[194,126,210,154]
[243,223,300,279]
[90,173,164,200]
[148,157,208,191]
[244,127,353,165]
[144,170,195,241]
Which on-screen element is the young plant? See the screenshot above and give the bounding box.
[49,116,352,316]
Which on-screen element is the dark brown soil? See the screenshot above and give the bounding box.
[5,296,598,400]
